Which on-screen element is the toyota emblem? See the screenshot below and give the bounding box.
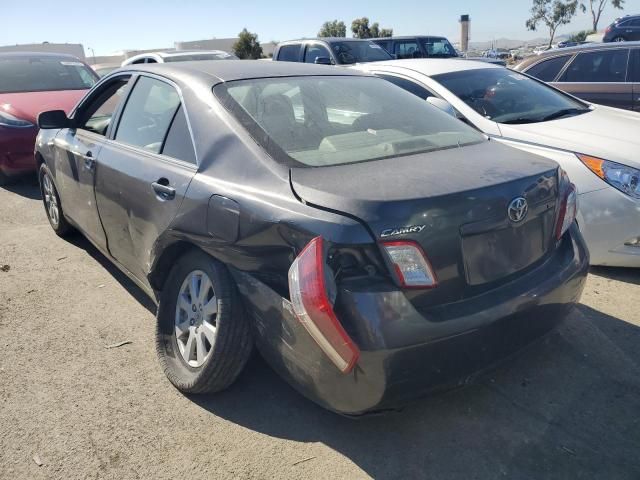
[508,197,528,223]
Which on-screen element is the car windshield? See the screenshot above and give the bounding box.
[217,76,484,167]
[164,53,236,62]
[330,41,393,64]
[433,68,589,124]
[421,38,458,58]
[0,56,97,93]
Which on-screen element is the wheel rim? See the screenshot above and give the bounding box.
[42,173,59,227]
[174,270,218,368]
[615,37,625,42]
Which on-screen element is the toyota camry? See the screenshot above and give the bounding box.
[35,61,588,415]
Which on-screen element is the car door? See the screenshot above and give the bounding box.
[553,48,633,109]
[52,74,131,250]
[631,49,640,112]
[95,74,197,284]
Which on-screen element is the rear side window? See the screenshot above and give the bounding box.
[526,55,572,82]
[395,41,421,59]
[115,76,181,153]
[559,49,629,83]
[277,45,300,62]
[162,106,196,164]
[631,50,640,82]
[304,45,331,63]
[378,74,433,100]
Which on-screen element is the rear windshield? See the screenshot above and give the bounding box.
[0,56,97,93]
[330,41,393,64]
[164,53,236,62]
[216,76,484,167]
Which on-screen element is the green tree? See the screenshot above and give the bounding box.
[526,0,579,48]
[318,20,347,37]
[351,17,393,38]
[580,0,625,32]
[568,29,591,41]
[232,28,263,59]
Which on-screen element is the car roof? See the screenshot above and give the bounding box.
[0,51,84,60]
[371,36,448,41]
[120,59,368,83]
[156,50,230,58]
[278,38,374,45]
[355,58,502,76]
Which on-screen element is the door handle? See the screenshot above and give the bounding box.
[83,151,95,171]
[152,180,176,200]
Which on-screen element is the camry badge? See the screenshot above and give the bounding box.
[508,197,528,223]
[380,225,426,238]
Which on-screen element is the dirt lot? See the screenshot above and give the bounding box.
[1,179,639,480]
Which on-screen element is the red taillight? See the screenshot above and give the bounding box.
[288,237,360,373]
[605,25,612,34]
[555,183,577,240]
[382,240,438,289]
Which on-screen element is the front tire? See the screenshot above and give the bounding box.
[39,164,73,236]
[156,250,253,394]
[612,36,626,42]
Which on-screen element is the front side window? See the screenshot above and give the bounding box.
[434,68,589,124]
[330,41,393,64]
[217,76,484,167]
[526,55,572,82]
[277,45,300,62]
[79,78,130,136]
[115,76,181,153]
[421,38,458,58]
[559,49,629,83]
[0,56,97,93]
[304,45,332,63]
[395,41,421,59]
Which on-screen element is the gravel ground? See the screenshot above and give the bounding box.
[1,179,639,480]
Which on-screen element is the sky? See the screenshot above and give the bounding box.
[3,0,640,55]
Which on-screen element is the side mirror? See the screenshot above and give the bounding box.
[314,56,333,65]
[38,110,72,129]
[426,97,457,117]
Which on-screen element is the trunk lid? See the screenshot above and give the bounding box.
[290,141,561,305]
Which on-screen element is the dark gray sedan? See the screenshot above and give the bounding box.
[35,61,588,415]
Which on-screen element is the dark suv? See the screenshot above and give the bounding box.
[603,15,640,42]
[371,36,458,59]
[272,38,393,65]
[514,42,640,111]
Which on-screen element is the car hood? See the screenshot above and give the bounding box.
[498,105,640,168]
[0,90,87,124]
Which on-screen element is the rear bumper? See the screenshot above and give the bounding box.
[233,225,589,415]
[0,126,38,176]
[577,186,640,267]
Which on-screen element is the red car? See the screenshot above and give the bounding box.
[0,52,98,184]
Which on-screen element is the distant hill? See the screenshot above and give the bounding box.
[466,35,570,50]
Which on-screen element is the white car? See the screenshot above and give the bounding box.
[121,50,237,66]
[353,59,640,267]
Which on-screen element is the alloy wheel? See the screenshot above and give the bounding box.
[42,173,60,227]
[174,270,218,368]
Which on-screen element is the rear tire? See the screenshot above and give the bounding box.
[155,250,253,394]
[38,164,73,236]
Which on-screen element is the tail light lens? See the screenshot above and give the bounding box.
[288,236,360,373]
[382,241,438,289]
[555,183,577,240]
[605,26,612,34]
